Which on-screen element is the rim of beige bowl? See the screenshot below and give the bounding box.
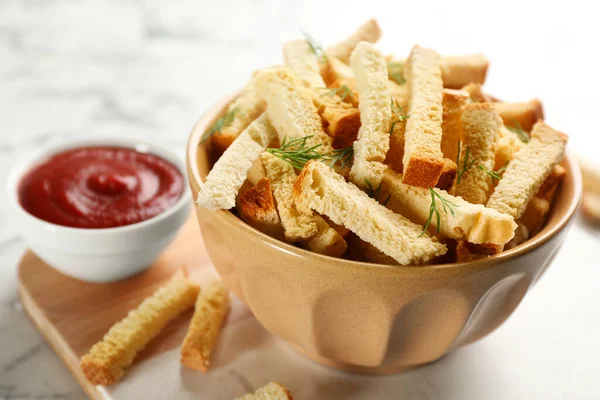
[187,91,583,275]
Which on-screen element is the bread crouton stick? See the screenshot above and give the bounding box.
[254,67,333,152]
[236,382,294,400]
[487,121,568,219]
[349,41,391,189]
[283,40,361,149]
[237,178,285,240]
[440,89,469,162]
[261,152,347,255]
[388,54,489,89]
[380,169,517,246]
[205,78,265,154]
[494,125,525,170]
[402,45,445,188]
[293,160,446,265]
[454,102,502,204]
[495,99,544,132]
[197,113,278,210]
[326,18,382,64]
[80,269,199,386]
[180,281,230,372]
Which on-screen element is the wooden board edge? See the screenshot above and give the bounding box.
[19,282,104,400]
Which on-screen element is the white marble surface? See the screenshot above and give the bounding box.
[1,0,600,398]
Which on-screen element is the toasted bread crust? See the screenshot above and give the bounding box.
[440,54,489,89]
[346,234,399,265]
[441,89,469,162]
[454,102,502,204]
[180,281,230,372]
[326,18,382,64]
[495,99,544,132]
[282,42,362,150]
[294,161,446,265]
[385,118,407,173]
[317,96,361,149]
[436,158,458,191]
[402,45,445,188]
[261,152,319,241]
[261,153,346,255]
[210,80,266,154]
[381,169,516,245]
[80,270,199,385]
[237,178,284,240]
[388,54,489,89]
[283,39,326,87]
[494,125,525,170]
[348,41,391,188]
[487,121,568,219]
[197,113,277,210]
[461,83,493,103]
[455,240,501,262]
[536,164,565,200]
[254,68,333,152]
[519,196,551,237]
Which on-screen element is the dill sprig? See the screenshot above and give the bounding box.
[364,180,390,206]
[419,188,459,237]
[301,30,328,64]
[508,121,530,143]
[389,97,409,134]
[318,85,351,102]
[325,146,354,169]
[200,107,240,144]
[266,136,323,169]
[388,61,406,85]
[456,141,476,184]
[479,161,509,184]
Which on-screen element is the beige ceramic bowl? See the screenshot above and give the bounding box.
[186,93,582,374]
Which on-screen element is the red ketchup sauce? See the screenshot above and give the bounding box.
[18,146,184,229]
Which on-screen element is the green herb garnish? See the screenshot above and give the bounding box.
[318,85,351,102]
[200,107,240,144]
[508,121,530,143]
[364,180,390,206]
[456,141,476,184]
[388,61,406,85]
[419,188,459,237]
[389,96,409,134]
[479,161,509,184]
[325,146,354,169]
[266,136,323,169]
[301,30,328,64]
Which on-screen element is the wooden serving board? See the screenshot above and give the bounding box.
[17,212,247,399]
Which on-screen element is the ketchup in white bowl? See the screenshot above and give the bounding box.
[18,146,184,229]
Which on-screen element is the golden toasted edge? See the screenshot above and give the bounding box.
[197,113,277,210]
[402,45,445,188]
[495,99,544,132]
[436,158,458,191]
[454,102,500,204]
[80,269,199,385]
[237,177,285,241]
[209,79,266,153]
[326,18,382,63]
[487,121,568,219]
[440,88,469,162]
